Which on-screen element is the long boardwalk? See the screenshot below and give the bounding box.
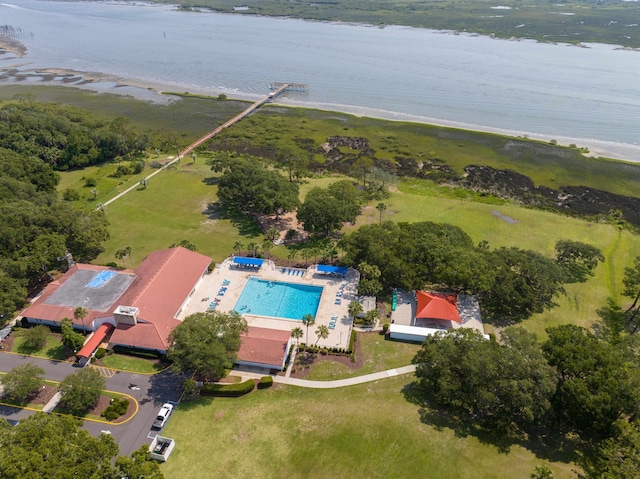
[100,83,291,209]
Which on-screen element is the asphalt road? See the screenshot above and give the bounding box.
[0,352,185,456]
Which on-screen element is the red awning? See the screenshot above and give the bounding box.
[77,323,114,359]
[415,291,461,323]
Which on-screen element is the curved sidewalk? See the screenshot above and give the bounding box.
[232,365,416,389]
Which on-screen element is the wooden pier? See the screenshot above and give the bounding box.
[100,83,297,208]
[270,82,309,93]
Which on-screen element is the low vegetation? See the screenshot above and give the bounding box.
[163,0,640,48]
[200,379,256,397]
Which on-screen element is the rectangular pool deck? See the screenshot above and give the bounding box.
[178,258,358,350]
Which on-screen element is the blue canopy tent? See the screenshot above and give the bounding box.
[233,256,264,268]
[317,264,348,276]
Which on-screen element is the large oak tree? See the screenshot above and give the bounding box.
[0,413,163,479]
[168,310,248,380]
[216,158,299,218]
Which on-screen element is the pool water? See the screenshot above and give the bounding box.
[234,278,323,320]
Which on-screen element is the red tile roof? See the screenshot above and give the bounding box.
[237,326,291,368]
[109,247,212,351]
[77,323,114,359]
[415,291,461,323]
[24,247,212,352]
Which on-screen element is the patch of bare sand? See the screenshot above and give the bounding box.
[0,37,26,57]
[256,212,307,243]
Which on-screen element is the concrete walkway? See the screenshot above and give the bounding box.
[43,392,61,413]
[229,364,416,389]
[273,365,416,389]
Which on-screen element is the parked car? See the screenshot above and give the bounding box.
[152,403,174,429]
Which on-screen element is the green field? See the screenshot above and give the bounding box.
[299,332,421,380]
[10,333,71,361]
[100,354,166,374]
[161,376,576,479]
[92,159,640,340]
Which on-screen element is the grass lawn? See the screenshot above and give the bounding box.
[352,181,640,338]
[100,354,166,374]
[10,333,72,361]
[300,332,421,380]
[95,161,252,266]
[57,161,153,212]
[161,376,577,479]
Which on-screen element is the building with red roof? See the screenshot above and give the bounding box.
[22,247,212,354]
[236,326,292,371]
[390,290,484,343]
[414,291,461,325]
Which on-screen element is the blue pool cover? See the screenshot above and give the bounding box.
[233,257,264,267]
[86,270,118,288]
[317,264,348,275]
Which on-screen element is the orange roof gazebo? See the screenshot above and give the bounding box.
[415,291,461,323]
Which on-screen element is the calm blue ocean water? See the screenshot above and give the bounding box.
[1,0,639,160]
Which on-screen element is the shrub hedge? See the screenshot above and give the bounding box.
[201,379,255,397]
[101,398,130,421]
[112,345,163,359]
[257,376,273,389]
[95,348,107,360]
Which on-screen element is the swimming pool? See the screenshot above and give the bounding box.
[234,278,323,320]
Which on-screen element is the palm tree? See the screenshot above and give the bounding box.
[247,241,260,258]
[301,248,312,266]
[261,238,273,259]
[266,227,279,242]
[376,202,387,223]
[291,327,303,347]
[301,314,316,346]
[233,240,244,256]
[74,306,88,336]
[115,246,134,268]
[365,309,379,326]
[287,249,298,263]
[315,324,330,346]
[348,300,363,320]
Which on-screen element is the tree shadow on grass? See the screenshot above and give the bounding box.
[16,343,42,356]
[401,380,582,465]
[202,202,261,237]
[45,344,72,361]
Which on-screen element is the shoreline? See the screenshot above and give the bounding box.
[0,37,26,57]
[1,64,639,163]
